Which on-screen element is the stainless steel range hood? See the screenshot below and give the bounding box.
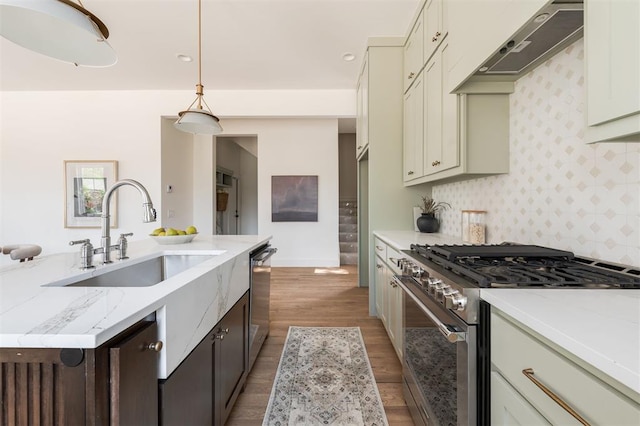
[474,1,583,77]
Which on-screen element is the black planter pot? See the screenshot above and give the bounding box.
[416,213,439,233]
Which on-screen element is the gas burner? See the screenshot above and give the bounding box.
[407,243,640,289]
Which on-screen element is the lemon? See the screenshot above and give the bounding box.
[151,227,165,236]
[186,225,197,235]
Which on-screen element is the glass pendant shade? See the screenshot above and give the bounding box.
[0,0,117,67]
[175,108,223,135]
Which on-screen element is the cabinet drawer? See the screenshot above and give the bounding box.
[491,311,640,425]
[386,245,402,275]
[373,238,387,259]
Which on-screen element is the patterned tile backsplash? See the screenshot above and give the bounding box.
[433,39,640,267]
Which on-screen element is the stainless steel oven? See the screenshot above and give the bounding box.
[393,243,640,426]
[393,274,477,426]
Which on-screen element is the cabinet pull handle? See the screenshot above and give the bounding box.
[376,245,384,251]
[408,72,415,79]
[521,368,590,426]
[408,170,414,175]
[432,31,441,42]
[376,264,383,269]
[389,280,397,288]
[432,160,441,167]
[146,341,163,352]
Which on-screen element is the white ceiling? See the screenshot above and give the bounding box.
[0,0,420,92]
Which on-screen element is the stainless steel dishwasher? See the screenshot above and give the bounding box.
[248,244,277,371]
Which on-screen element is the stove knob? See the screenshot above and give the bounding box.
[427,278,442,295]
[440,287,456,303]
[435,284,451,301]
[445,292,468,311]
[411,266,425,278]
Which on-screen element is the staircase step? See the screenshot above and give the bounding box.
[339,216,357,225]
[340,252,358,265]
[339,207,357,216]
[339,223,357,233]
[340,242,358,253]
[339,232,357,243]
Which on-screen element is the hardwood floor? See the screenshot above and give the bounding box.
[226,266,413,426]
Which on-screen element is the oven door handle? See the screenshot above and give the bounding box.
[393,275,466,343]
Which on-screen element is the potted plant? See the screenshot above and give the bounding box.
[417,196,450,233]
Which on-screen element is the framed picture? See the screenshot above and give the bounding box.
[64,160,118,228]
[271,175,318,222]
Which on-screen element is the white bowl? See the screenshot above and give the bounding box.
[149,233,197,245]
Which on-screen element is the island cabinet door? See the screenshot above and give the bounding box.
[109,321,160,426]
[0,348,88,425]
[159,329,214,425]
[214,291,249,425]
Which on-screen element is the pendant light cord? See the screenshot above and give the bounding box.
[198,0,202,88]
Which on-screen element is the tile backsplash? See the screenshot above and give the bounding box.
[433,39,640,267]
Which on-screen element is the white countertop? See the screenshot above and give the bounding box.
[0,234,270,378]
[373,230,640,396]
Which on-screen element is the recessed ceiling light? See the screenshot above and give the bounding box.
[342,52,356,62]
[177,54,193,62]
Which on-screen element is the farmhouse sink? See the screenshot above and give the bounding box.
[48,254,217,288]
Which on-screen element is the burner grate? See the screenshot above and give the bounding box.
[409,244,640,289]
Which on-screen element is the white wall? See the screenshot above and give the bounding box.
[161,118,194,231]
[221,118,341,267]
[0,90,353,268]
[434,40,640,267]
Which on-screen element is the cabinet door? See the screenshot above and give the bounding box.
[491,371,551,425]
[586,0,640,142]
[215,292,249,425]
[159,329,213,425]
[439,41,459,172]
[404,11,424,93]
[424,55,442,175]
[403,72,424,182]
[423,0,445,62]
[375,255,387,324]
[388,278,403,361]
[110,321,160,426]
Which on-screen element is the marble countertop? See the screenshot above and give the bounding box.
[373,230,640,395]
[0,234,270,378]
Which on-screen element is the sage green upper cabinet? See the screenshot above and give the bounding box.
[356,53,369,159]
[424,41,459,177]
[447,0,549,92]
[403,9,424,93]
[585,0,640,143]
[403,71,424,182]
[423,0,447,63]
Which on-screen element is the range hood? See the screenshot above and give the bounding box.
[475,1,583,76]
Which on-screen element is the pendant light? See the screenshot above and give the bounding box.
[0,0,116,67]
[174,0,223,135]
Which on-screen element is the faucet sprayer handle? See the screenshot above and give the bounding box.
[69,239,95,270]
[116,233,133,261]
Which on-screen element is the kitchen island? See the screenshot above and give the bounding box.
[374,230,640,400]
[0,234,270,376]
[0,234,270,424]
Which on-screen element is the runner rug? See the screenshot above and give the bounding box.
[262,326,389,426]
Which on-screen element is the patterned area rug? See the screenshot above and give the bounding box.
[263,327,389,426]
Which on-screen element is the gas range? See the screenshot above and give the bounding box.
[397,243,640,324]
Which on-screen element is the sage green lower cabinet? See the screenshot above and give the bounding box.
[159,291,249,426]
[373,237,403,361]
[491,309,640,425]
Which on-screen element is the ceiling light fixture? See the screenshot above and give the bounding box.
[174,0,222,135]
[0,0,117,67]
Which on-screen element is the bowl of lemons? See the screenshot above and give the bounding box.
[150,226,198,245]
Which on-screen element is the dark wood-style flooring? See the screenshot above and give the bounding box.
[226,265,413,425]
